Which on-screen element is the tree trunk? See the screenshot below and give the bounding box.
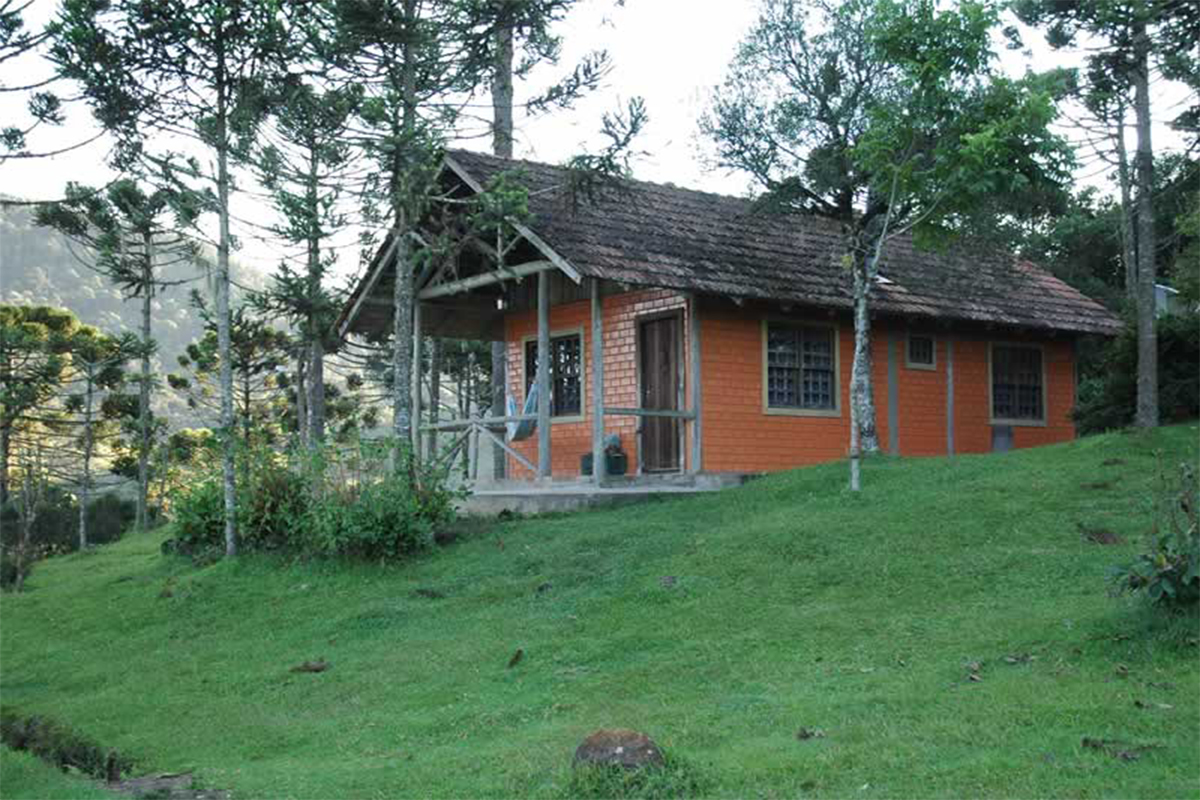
[309,339,325,445]
[1133,20,1158,428]
[78,371,95,550]
[306,138,326,447]
[390,0,419,467]
[216,90,238,557]
[489,11,515,482]
[0,425,10,509]
[392,228,415,456]
[427,337,440,455]
[1114,105,1138,303]
[138,233,154,532]
[296,350,308,449]
[849,270,880,458]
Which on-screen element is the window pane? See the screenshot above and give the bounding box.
[525,335,582,417]
[767,323,835,410]
[909,335,934,365]
[801,327,834,409]
[992,346,1042,420]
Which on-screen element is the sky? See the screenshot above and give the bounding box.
[0,0,1193,289]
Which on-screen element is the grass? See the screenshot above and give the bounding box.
[1,424,1198,799]
[0,746,120,800]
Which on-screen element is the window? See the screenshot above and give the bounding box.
[524,333,582,417]
[991,344,1044,423]
[765,322,837,413]
[907,334,936,369]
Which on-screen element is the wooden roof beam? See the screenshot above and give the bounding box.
[418,260,554,300]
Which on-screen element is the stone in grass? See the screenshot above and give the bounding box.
[573,729,665,770]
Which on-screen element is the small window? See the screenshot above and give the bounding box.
[525,334,582,417]
[766,323,836,411]
[991,345,1044,423]
[907,334,936,370]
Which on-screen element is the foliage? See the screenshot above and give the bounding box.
[0,548,31,590]
[0,487,134,556]
[1111,461,1200,608]
[1074,310,1200,434]
[169,440,457,561]
[0,710,133,779]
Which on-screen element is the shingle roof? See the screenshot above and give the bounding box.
[447,149,1122,337]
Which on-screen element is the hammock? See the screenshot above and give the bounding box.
[506,373,539,442]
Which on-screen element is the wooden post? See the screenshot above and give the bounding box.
[688,293,702,474]
[591,278,606,485]
[887,332,899,456]
[537,271,551,480]
[946,336,955,455]
[411,300,422,459]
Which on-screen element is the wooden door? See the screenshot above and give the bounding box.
[639,314,681,472]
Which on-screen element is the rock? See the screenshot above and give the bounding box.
[573,729,664,770]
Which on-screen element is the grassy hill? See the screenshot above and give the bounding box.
[1,426,1198,798]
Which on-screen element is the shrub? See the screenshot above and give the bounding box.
[84,493,136,546]
[0,488,133,556]
[1112,461,1200,608]
[0,548,30,590]
[171,477,225,553]
[1075,310,1200,435]
[167,442,459,562]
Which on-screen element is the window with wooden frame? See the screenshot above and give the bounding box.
[524,333,583,418]
[990,344,1045,424]
[764,322,838,415]
[906,333,936,370]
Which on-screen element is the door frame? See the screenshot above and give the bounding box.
[635,309,685,474]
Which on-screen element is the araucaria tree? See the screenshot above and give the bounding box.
[36,180,200,533]
[53,0,291,555]
[704,0,1072,490]
[58,327,136,549]
[254,80,359,449]
[1014,0,1200,429]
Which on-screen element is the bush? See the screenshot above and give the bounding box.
[1112,461,1200,608]
[84,493,136,546]
[1075,310,1200,435]
[168,443,459,562]
[0,548,30,590]
[0,488,133,556]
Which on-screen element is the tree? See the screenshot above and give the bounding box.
[704,0,1072,490]
[1014,0,1200,429]
[333,0,478,463]
[35,179,201,533]
[53,0,293,555]
[168,296,292,453]
[253,80,359,449]
[0,304,79,506]
[58,327,136,549]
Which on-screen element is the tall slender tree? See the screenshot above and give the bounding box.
[36,180,200,533]
[1014,0,1200,429]
[53,0,292,555]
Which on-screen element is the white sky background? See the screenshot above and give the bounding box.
[0,0,1193,292]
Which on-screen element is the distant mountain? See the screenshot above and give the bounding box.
[0,201,271,429]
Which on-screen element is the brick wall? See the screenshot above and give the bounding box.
[503,288,1076,477]
[504,288,688,478]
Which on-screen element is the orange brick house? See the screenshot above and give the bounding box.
[336,150,1122,482]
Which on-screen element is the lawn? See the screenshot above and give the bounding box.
[1,425,1198,799]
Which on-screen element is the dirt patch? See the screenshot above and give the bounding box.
[1078,522,1124,545]
[1101,458,1126,467]
[1081,736,1162,761]
[1080,479,1119,491]
[111,772,229,800]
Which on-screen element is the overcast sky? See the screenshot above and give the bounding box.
[1,0,1192,287]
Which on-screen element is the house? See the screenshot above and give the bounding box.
[336,149,1122,482]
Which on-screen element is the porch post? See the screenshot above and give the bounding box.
[688,292,702,474]
[887,332,899,455]
[946,336,955,455]
[591,277,606,485]
[411,300,422,459]
[537,271,551,479]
